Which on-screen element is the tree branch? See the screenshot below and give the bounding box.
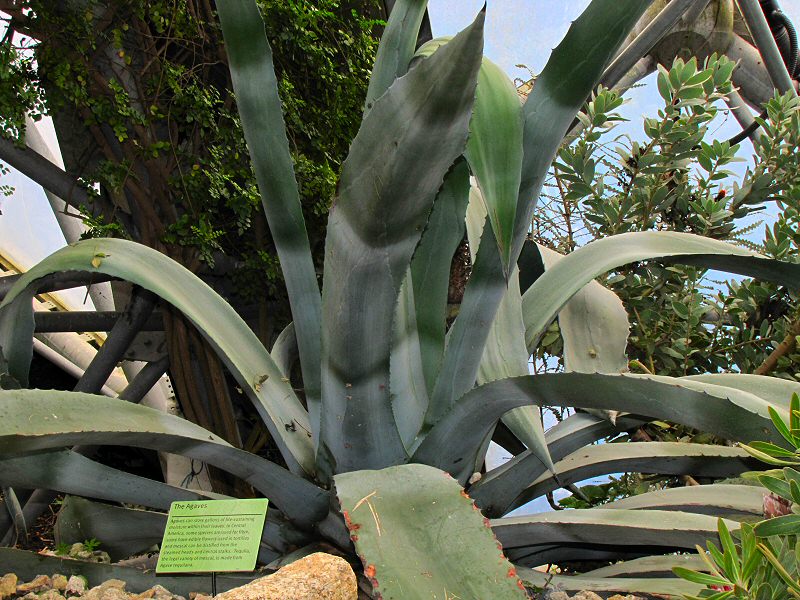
[754,317,800,375]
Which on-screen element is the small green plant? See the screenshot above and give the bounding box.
[674,394,800,597]
[54,542,70,556]
[81,538,101,552]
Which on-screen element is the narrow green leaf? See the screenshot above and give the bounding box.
[769,405,800,447]
[216,0,322,438]
[672,567,730,587]
[512,0,651,264]
[717,518,741,582]
[319,11,484,472]
[365,0,429,111]
[334,464,528,600]
[0,239,315,475]
[754,515,800,537]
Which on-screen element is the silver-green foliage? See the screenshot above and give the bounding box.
[2,0,800,596]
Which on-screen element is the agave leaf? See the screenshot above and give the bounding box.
[425,216,507,426]
[605,484,767,518]
[0,449,223,511]
[0,548,257,595]
[320,10,484,472]
[216,0,322,437]
[461,188,553,475]
[583,554,711,578]
[0,390,329,525]
[390,273,429,449]
[334,464,528,600]
[506,443,757,513]
[414,373,783,478]
[512,0,652,263]
[270,322,297,379]
[531,243,630,424]
[517,568,701,596]
[55,496,168,562]
[495,509,739,559]
[531,244,629,372]
[681,373,800,411]
[472,412,646,516]
[365,0,429,111]
[416,40,524,274]
[409,160,470,397]
[0,239,315,476]
[522,231,800,351]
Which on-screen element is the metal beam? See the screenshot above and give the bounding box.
[119,354,170,403]
[600,0,707,90]
[736,0,797,95]
[73,287,157,394]
[0,272,115,302]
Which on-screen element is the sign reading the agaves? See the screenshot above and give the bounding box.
[156,499,269,573]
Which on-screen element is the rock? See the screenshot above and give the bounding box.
[39,590,67,600]
[130,585,183,600]
[83,580,128,600]
[0,574,17,599]
[542,593,569,600]
[52,575,69,592]
[570,593,603,600]
[65,575,87,596]
[608,595,643,600]
[68,543,111,564]
[17,575,52,594]
[215,553,357,600]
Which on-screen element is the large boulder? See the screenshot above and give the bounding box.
[215,553,356,600]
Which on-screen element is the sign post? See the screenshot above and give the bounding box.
[156,499,269,595]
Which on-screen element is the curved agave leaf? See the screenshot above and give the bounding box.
[531,244,629,372]
[414,373,784,479]
[582,554,710,578]
[522,231,800,351]
[270,322,297,379]
[682,373,800,410]
[216,0,322,436]
[0,449,222,511]
[334,464,528,600]
[466,190,552,475]
[605,483,767,518]
[512,0,652,263]
[390,273,429,449]
[426,0,649,429]
[495,509,739,559]
[409,160,470,397]
[472,413,646,516]
[0,390,329,525]
[531,243,630,424]
[0,239,314,475]
[507,442,757,513]
[416,40,524,274]
[517,568,701,597]
[365,0,429,111]
[320,10,484,473]
[55,496,170,562]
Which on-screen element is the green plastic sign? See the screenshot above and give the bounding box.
[156,499,269,573]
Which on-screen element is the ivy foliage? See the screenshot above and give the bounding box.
[0,0,382,307]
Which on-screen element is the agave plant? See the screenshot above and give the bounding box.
[2,0,800,597]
